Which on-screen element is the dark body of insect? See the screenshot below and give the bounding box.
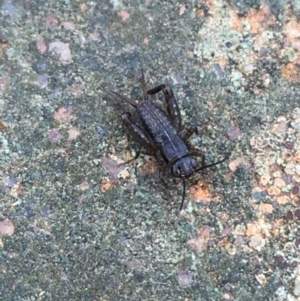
[111,79,227,210]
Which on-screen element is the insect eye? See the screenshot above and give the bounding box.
[172,165,181,177]
[174,168,181,177]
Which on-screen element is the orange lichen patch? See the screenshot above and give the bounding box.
[246,6,275,34]
[230,10,243,33]
[194,8,205,18]
[230,5,275,34]
[284,17,300,41]
[247,219,272,237]
[277,195,289,205]
[139,158,158,175]
[246,222,260,236]
[186,238,207,252]
[214,56,229,68]
[100,179,112,191]
[274,178,286,188]
[282,62,300,82]
[259,203,273,214]
[189,181,219,203]
[267,186,281,196]
[260,174,271,186]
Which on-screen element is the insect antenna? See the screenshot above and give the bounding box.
[195,156,228,173]
[109,90,138,109]
[180,177,186,211]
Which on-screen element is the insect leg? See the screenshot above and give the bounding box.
[178,123,198,140]
[121,112,157,156]
[147,84,182,131]
[190,148,206,166]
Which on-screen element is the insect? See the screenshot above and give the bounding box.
[107,72,228,210]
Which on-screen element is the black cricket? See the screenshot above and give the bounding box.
[109,73,227,210]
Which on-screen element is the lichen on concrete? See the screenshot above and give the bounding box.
[1,0,300,300]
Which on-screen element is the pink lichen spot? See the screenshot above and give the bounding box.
[284,142,293,149]
[291,185,299,195]
[0,75,10,91]
[286,211,294,221]
[295,209,300,220]
[227,127,242,141]
[282,173,293,184]
[118,10,130,22]
[37,36,47,54]
[198,225,212,239]
[249,235,265,251]
[177,271,193,287]
[179,5,187,16]
[187,238,207,252]
[60,21,76,31]
[68,129,80,140]
[54,106,73,120]
[49,41,72,64]
[228,157,243,172]
[46,14,58,27]
[101,157,124,184]
[223,293,232,300]
[121,259,143,269]
[0,219,15,236]
[48,129,63,142]
[222,226,232,236]
[235,235,245,245]
[273,121,288,134]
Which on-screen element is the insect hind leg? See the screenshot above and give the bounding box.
[121,112,157,159]
[147,84,182,131]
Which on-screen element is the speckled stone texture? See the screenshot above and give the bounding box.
[1,0,300,300]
